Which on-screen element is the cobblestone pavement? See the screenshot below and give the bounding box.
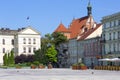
[0,68,120,80]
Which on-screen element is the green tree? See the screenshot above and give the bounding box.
[3,53,8,66]
[45,45,57,63]
[52,32,67,46]
[7,53,10,66]
[10,50,15,65]
[34,34,53,64]
[34,37,49,64]
[34,32,67,64]
[44,33,53,42]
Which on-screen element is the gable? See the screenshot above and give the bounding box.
[85,24,102,39]
[77,24,102,41]
[18,27,40,35]
[54,23,70,33]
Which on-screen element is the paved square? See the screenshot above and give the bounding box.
[0,68,120,80]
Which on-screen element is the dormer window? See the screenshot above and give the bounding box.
[82,26,87,33]
[84,28,87,32]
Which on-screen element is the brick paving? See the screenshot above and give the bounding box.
[0,68,120,80]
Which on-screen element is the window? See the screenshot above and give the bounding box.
[111,21,114,27]
[113,32,115,40]
[3,39,5,45]
[109,33,111,40]
[118,20,120,25]
[102,34,105,40]
[114,21,116,26]
[117,43,119,51]
[23,47,26,53]
[33,38,36,44]
[3,48,5,53]
[84,28,87,32]
[104,24,106,29]
[11,39,14,45]
[109,44,111,52]
[118,31,120,39]
[28,38,31,44]
[23,38,26,44]
[113,43,116,52]
[110,22,112,28]
[28,47,31,53]
[33,47,36,52]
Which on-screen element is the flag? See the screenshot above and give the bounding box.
[27,16,29,20]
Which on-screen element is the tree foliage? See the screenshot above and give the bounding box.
[45,45,57,62]
[9,51,15,65]
[3,53,8,66]
[34,33,53,64]
[15,54,34,64]
[34,32,67,64]
[3,50,15,66]
[52,32,67,46]
[34,49,47,64]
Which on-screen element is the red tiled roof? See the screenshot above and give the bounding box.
[69,16,89,39]
[54,23,71,33]
[78,23,102,40]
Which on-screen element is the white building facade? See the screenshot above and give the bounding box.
[0,27,41,64]
[101,12,120,58]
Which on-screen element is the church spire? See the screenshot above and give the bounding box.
[87,0,92,16]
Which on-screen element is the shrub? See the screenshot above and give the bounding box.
[33,61,39,66]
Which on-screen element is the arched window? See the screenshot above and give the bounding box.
[28,38,31,44]
[11,39,14,45]
[28,47,31,53]
[3,39,5,45]
[23,47,26,53]
[3,48,5,53]
[33,38,36,44]
[23,38,26,44]
[33,47,36,52]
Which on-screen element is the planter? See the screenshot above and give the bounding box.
[48,63,52,69]
[80,66,87,70]
[72,63,87,70]
[38,65,45,69]
[31,65,36,69]
[72,65,77,70]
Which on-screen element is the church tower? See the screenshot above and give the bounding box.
[87,0,92,16]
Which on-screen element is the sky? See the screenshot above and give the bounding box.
[0,0,120,36]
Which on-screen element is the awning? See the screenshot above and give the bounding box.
[98,58,111,61]
[98,58,120,62]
